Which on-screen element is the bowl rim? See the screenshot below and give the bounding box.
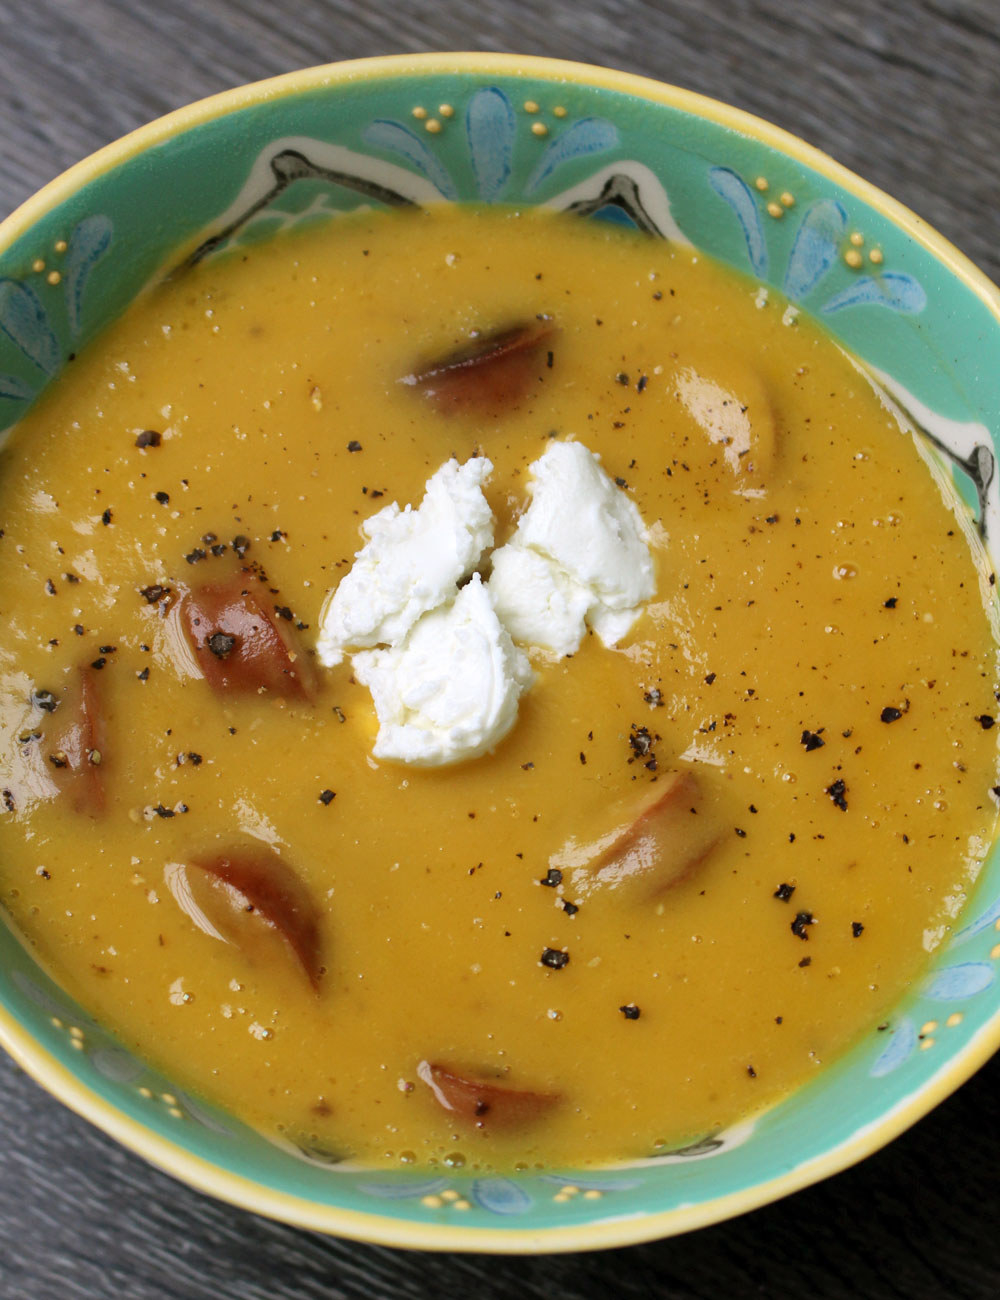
[1,49,999,1254]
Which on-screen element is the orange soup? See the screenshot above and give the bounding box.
[0,205,996,1170]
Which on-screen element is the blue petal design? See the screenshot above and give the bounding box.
[955,894,1000,943]
[470,1177,533,1215]
[0,373,35,401]
[0,279,60,376]
[356,1177,449,1200]
[361,121,457,199]
[173,1091,236,1135]
[525,118,620,194]
[821,272,927,315]
[870,1016,917,1077]
[89,1046,145,1085]
[708,168,768,277]
[783,199,847,300]
[465,87,515,201]
[923,961,995,1001]
[65,214,113,337]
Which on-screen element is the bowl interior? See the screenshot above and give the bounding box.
[1,55,998,1250]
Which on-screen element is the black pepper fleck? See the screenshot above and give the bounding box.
[207,632,236,659]
[773,883,795,901]
[800,729,825,751]
[880,706,903,723]
[540,948,569,970]
[135,430,161,448]
[852,921,865,937]
[318,789,336,805]
[826,778,848,811]
[620,1003,641,1019]
[541,868,562,887]
[154,491,170,505]
[791,910,816,940]
[975,714,995,730]
[347,440,363,452]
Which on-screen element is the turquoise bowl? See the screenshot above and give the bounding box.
[1,53,999,1252]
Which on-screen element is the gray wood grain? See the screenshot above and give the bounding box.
[1,1,999,1296]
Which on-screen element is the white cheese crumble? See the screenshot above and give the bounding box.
[353,574,533,766]
[317,441,655,766]
[316,455,494,667]
[488,440,655,656]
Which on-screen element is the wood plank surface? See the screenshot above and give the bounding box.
[0,1,998,1296]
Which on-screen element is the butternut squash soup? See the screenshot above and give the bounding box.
[0,205,996,1171]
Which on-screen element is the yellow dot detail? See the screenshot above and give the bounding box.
[919,1020,938,1036]
[583,1189,603,1200]
[439,104,454,119]
[991,941,1000,960]
[850,231,865,247]
[138,1086,153,1099]
[995,917,1000,931]
[946,1012,963,1028]
[411,106,427,120]
[531,122,549,138]
[46,270,62,286]
[553,1192,570,1203]
[168,1106,184,1119]
[524,100,540,114]
[425,119,442,134]
[919,1036,935,1051]
[453,1199,472,1211]
[421,1194,443,1208]
[441,1189,459,1202]
[54,239,68,254]
[844,249,863,269]
[869,248,884,265]
[31,258,45,273]
[754,177,769,192]
[161,1092,177,1106]
[780,191,795,208]
[71,1038,84,1050]
[766,201,784,219]
[554,105,567,118]
[560,1185,579,1196]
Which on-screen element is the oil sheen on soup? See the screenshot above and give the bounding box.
[0,205,996,1171]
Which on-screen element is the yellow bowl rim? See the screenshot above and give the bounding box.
[1,50,999,1253]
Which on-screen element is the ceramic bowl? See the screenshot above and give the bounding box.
[1,53,999,1253]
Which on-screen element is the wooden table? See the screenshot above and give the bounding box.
[1,2,998,1295]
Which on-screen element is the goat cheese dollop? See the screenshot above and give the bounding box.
[317,441,654,765]
[488,440,655,656]
[316,455,494,668]
[353,574,532,766]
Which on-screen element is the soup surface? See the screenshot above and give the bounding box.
[0,205,996,1170]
